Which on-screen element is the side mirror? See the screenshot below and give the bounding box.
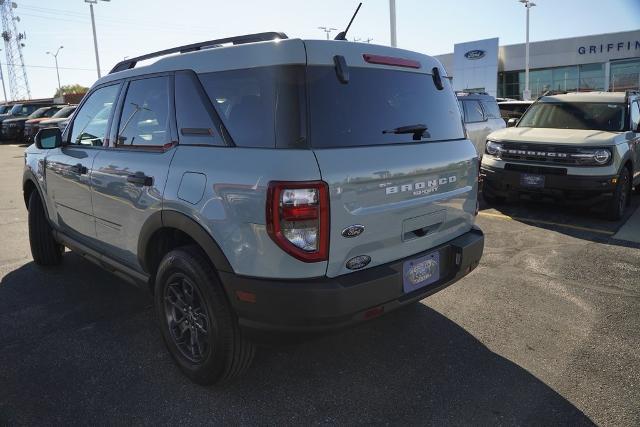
[507,118,518,127]
[35,127,62,149]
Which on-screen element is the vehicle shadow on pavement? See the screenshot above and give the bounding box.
[0,254,595,425]
[478,193,640,248]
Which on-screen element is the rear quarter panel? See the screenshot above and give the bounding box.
[164,146,326,279]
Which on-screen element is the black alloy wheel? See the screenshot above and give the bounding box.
[163,273,211,363]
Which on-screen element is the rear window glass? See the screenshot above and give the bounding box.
[462,100,485,123]
[198,66,306,148]
[480,100,501,119]
[308,67,464,147]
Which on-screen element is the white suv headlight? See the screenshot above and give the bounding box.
[485,141,503,157]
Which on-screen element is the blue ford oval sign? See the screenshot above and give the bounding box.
[464,49,486,60]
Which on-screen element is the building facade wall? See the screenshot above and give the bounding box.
[435,30,640,100]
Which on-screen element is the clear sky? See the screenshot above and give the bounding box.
[5,0,640,99]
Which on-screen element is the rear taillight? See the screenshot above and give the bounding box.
[266,181,329,262]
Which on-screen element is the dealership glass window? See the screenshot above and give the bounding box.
[519,69,553,99]
[551,66,579,92]
[610,58,640,91]
[578,63,605,91]
[498,71,520,99]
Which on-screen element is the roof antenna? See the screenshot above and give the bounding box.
[334,2,362,41]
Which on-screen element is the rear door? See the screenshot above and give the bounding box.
[90,74,176,268]
[304,43,478,278]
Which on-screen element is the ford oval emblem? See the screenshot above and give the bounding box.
[464,49,486,60]
[346,255,371,270]
[341,224,365,238]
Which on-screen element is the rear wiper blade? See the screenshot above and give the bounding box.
[382,124,430,140]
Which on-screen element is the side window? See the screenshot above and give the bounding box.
[631,101,640,132]
[175,71,222,146]
[44,108,59,117]
[69,84,120,146]
[463,100,485,123]
[117,76,170,147]
[198,66,306,148]
[480,100,501,119]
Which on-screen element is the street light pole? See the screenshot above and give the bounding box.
[46,46,63,96]
[318,26,337,40]
[0,49,7,103]
[519,0,536,100]
[389,0,397,47]
[85,0,110,79]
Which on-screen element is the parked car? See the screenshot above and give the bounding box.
[457,92,505,156]
[23,32,484,384]
[0,104,14,115]
[498,100,534,124]
[26,105,77,142]
[2,106,61,141]
[482,91,639,220]
[0,102,53,141]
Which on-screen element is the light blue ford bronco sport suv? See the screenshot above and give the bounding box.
[23,32,484,384]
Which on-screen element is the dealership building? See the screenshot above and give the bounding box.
[434,29,640,99]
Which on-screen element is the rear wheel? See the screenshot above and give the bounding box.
[28,191,63,266]
[154,245,255,385]
[606,168,631,221]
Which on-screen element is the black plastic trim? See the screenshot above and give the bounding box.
[137,210,233,274]
[109,32,288,74]
[219,228,484,334]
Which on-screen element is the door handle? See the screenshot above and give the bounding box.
[127,172,153,186]
[70,163,88,175]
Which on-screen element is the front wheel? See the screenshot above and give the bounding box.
[154,245,255,385]
[606,168,631,221]
[27,191,63,266]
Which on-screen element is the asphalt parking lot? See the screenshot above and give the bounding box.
[0,143,638,425]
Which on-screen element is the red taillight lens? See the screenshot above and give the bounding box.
[266,181,329,262]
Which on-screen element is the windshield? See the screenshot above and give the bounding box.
[518,102,627,132]
[28,107,51,119]
[0,105,10,114]
[9,104,23,115]
[52,106,76,118]
[308,66,464,147]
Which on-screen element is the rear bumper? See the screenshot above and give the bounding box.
[219,227,484,336]
[481,164,617,202]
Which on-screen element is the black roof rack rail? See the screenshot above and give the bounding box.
[109,31,288,74]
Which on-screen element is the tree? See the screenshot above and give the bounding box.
[54,84,88,98]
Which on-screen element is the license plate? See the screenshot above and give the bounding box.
[403,251,440,293]
[520,173,545,188]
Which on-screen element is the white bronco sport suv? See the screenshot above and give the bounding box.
[23,32,484,384]
[482,91,640,220]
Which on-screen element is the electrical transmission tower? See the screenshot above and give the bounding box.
[0,0,30,100]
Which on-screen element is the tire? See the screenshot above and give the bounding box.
[606,167,631,221]
[154,245,255,385]
[28,191,63,266]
